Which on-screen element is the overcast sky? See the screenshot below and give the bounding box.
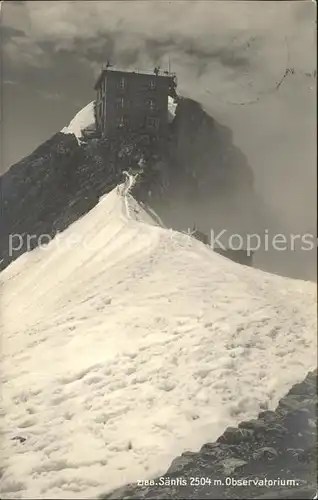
[1,0,316,278]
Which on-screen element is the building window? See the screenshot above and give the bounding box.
[116,116,129,128]
[148,99,156,111]
[146,117,159,130]
[149,79,156,89]
[116,116,124,128]
[115,97,124,109]
[118,77,126,90]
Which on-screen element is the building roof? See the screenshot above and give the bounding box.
[94,66,176,90]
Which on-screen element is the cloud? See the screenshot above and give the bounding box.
[2,0,315,103]
[3,36,49,67]
[0,25,26,42]
[3,0,315,92]
[2,79,19,86]
[1,2,49,68]
[34,89,64,101]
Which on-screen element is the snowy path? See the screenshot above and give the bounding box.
[1,187,316,499]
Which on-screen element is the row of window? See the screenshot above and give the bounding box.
[97,76,157,99]
[117,76,157,90]
[96,99,160,130]
[97,96,158,112]
[114,97,156,111]
[96,99,159,124]
[116,116,160,130]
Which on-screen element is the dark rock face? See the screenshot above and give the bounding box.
[214,248,254,266]
[190,229,255,266]
[1,97,257,271]
[1,133,135,270]
[100,370,317,500]
[191,229,210,245]
[172,98,254,195]
[132,98,258,239]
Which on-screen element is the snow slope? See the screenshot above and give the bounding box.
[1,181,316,499]
[61,97,176,143]
[61,101,95,143]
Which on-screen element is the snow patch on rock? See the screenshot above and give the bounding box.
[168,96,177,123]
[61,101,95,143]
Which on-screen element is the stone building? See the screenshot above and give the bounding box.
[94,65,177,142]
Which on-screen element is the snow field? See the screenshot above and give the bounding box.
[1,185,316,499]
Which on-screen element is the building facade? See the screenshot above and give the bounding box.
[94,67,177,141]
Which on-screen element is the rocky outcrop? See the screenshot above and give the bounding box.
[0,133,130,270]
[101,370,317,500]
